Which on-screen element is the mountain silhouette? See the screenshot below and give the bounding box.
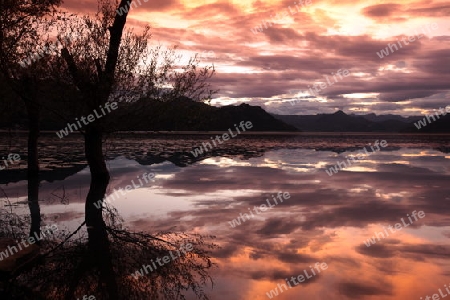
[273,110,450,132]
[39,96,297,132]
[3,97,449,133]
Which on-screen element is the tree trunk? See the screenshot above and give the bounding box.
[24,96,41,242]
[84,124,118,299]
[84,123,109,248]
[60,1,132,296]
[26,102,40,177]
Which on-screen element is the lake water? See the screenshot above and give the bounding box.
[1,133,450,300]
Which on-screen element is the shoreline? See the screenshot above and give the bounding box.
[2,130,450,136]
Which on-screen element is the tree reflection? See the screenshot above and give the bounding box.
[1,179,217,300]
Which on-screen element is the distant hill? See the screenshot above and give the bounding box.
[401,114,450,133]
[359,113,422,123]
[111,97,297,131]
[5,97,449,133]
[39,97,297,132]
[273,110,450,133]
[273,111,404,132]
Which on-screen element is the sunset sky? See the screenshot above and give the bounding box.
[63,0,450,116]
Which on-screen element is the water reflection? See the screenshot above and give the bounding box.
[1,134,449,299]
[1,189,217,299]
[1,151,217,299]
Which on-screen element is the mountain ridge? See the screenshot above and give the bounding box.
[2,96,448,132]
[273,110,450,132]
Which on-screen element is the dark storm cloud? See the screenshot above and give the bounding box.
[276,251,314,263]
[362,4,402,18]
[362,3,450,21]
[338,281,393,298]
[262,26,304,43]
[256,218,303,235]
[407,4,450,18]
[413,49,450,74]
[176,1,239,18]
[356,242,450,261]
[249,268,322,282]
[355,243,396,259]
[378,91,440,102]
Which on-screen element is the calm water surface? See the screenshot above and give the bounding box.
[1,133,450,300]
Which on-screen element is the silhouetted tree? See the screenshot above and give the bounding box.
[54,0,216,252]
[0,0,62,243]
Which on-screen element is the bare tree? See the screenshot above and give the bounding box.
[0,0,62,243]
[54,0,217,207]
[49,1,216,298]
[135,44,217,103]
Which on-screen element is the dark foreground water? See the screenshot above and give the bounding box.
[1,133,450,300]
